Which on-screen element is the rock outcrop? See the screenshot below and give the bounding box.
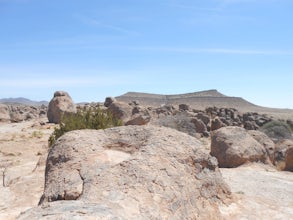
[275,139,293,171]
[0,103,47,123]
[47,91,76,124]
[104,97,116,107]
[211,126,267,168]
[0,104,10,122]
[248,130,275,163]
[107,101,132,122]
[19,125,231,219]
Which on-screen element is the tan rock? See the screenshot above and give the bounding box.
[20,125,231,219]
[211,117,226,131]
[275,139,293,171]
[47,91,76,124]
[0,104,10,122]
[107,101,132,122]
[125,115,150,125]
[211,126,267,168]
[248,130,275,163]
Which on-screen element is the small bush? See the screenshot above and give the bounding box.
[48,108,122,147]
[260,120,292,143]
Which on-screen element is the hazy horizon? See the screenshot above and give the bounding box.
[1,0,292,108]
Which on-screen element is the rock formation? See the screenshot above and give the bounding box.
[47,91,76,124]
[211,126,267,168]
[275,139,293,171]
[248,130,275,163]
[0,103,47,123]
[0,104,10,122]
[19,125,231,219]
[104,96,116,107]
[107,101,132,122]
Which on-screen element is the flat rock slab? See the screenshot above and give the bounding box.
[219,164,293,219]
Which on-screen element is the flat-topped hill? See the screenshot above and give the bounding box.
[116,90,293,119]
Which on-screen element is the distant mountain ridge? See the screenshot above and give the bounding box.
[0,97,48,106]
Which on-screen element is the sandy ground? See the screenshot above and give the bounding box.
[0,119,55,220]
[0,120,293,219]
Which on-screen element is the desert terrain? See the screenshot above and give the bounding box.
[0,119,55,220]
[116,90,293,120]
[0,90,293,219]
[1,119,293,219]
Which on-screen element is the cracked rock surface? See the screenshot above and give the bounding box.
[18,125,231,219]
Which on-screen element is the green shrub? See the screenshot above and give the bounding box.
[48,108,122,147]
[260,120,292,143]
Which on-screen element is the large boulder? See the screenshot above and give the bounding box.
[19,125,231,219]
[211,126,267,168]
[210,117,226,131]
[275,139,293,171]
[0,104,10,122]
[248,130,275,163]
[104,96,116,107]
[107,101,132,123]
[47,91,76,124]
[191,118,207,134]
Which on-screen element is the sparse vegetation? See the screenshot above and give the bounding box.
[31,131,44,139]
[260,120,292,143]
[48,108,122,147]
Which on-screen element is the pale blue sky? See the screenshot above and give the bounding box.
[0,0,293,108]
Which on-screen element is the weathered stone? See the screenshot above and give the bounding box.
[21,126,230,219]
[125,115,151,125]
[155,105,176,116]
[211,117,226,131]
[151,112,197,137]
[47,91,76,124]
[285,143,293,171]
[179,104,190,111]
[196,112,210,125]
[107,101,132,122]
[0,104,10,122]
[275,139,293,171]
[244,121,259,130]
[248,130,275,163]
[191,118,207,133]
[104,97,116,107]
[211,126,267,168]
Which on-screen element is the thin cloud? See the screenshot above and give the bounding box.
[165,3,222,11]
[76,15,140,36]
[122,46,293,56]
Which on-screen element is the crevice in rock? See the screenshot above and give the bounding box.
[77,169,85,200]
[104,141,139,154]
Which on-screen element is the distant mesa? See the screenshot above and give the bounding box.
[116,89,256,110]
[0,97,48,106]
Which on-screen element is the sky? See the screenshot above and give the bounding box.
[0,0,293,108]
